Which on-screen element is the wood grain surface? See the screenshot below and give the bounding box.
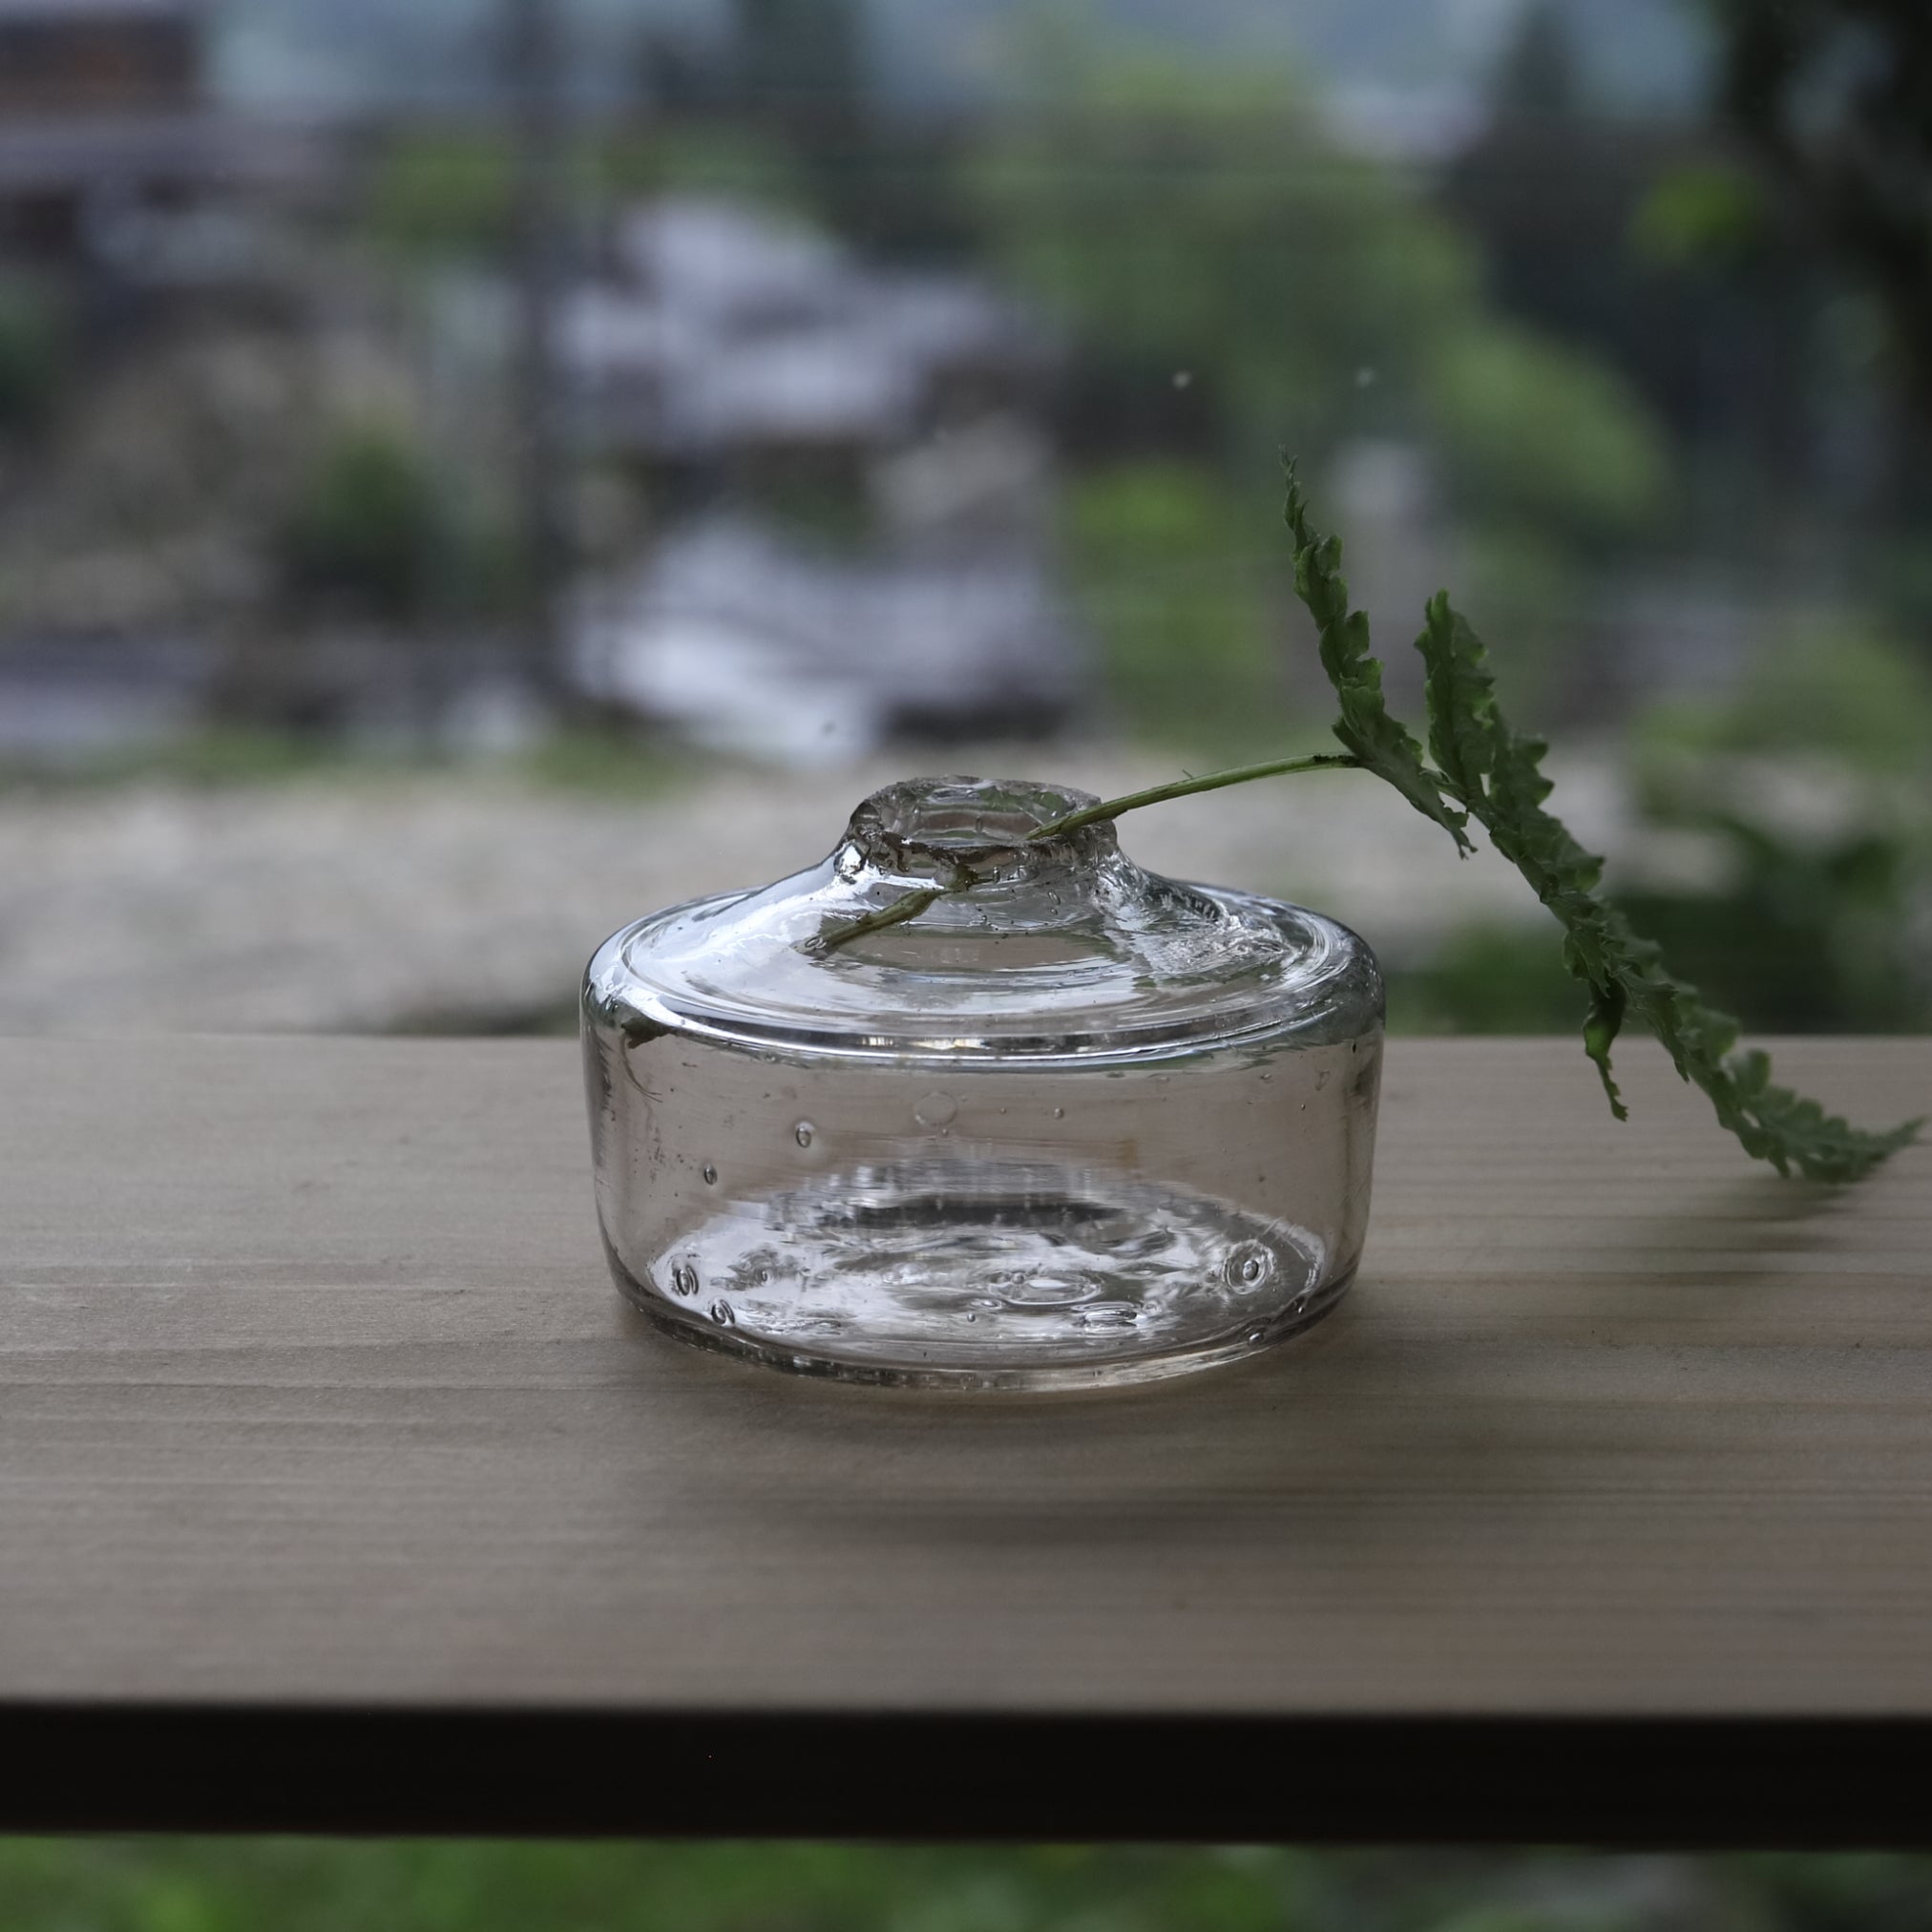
[1,1035,1928,1841]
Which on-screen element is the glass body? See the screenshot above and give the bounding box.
[582,776,1382,1390]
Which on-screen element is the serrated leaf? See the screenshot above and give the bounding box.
[1284,468,1919,1185]
[1418,590,1497,803]
[1581,976,1628,1120]
[1284,463,1473,855]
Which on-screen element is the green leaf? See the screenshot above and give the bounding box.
[1418,590,1498,803]
[1286,468,1919,1184]
[813,464,1919,1183]
[1284,463,1473,855]
[1581,975,1629,1121]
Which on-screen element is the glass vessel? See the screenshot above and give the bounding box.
[582,775,1382,1390]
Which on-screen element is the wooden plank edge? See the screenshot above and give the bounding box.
[1,1704,1926,1848]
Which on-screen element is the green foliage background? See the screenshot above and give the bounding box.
[1061,463,1297,751]
[0,276,67,434]
[973,26,1677,795]
[3,1840,1931,1932]
[971,30,1672,539]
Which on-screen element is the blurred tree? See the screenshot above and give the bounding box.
[1429,323,1670,545]
[1709,0,1932,430]
[280,420,451,622]
[730,0,888,242]
[366,123,827,262]
[9,1835,1932,1931]
[972,34,1468,472]
[1062,461,1293,752]
[1641,620,1932,771]
[1616,814,1923,1033]
[1490,0,1583,117]
[1394,622,1932,1038]
[637,21,733,116]
[1622,622,1932,1031]
[734,0,867,140]
[1384,923,1584,1037]
[973,22,1671,741]
[970,28,1671,542]
[367,133,518,261]
[506,0,570,707]
[1443,0,1814,508]
[596,123,807,214]
[0,275,66,435]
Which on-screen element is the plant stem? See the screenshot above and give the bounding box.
[806,887,949,956]
[806,756,1364,956]
[807,859,978,956]
[1029,753,1361,839]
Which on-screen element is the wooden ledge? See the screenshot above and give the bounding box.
[2,1037,1928,1842]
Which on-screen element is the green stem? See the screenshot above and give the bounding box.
[807,756,1364,956]
[1029,753,1361,839]
[806,858,977,956]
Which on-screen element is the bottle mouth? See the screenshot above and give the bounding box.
[845,776,1116,876]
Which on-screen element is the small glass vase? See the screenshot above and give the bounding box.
[582,775,1382,1390]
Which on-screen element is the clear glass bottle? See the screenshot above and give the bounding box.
[582,775,1382,1390]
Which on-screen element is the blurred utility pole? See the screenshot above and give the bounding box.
[734,0,870,232]
[506,0,569,709]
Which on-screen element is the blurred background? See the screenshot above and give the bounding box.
[3,0,1931,1918]
[1,0,1928,1040]
[6,1840,1932,1932]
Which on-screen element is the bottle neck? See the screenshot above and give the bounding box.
[838,776,1120,898]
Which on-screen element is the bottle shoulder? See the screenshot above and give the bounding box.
[584,774,1383,1062]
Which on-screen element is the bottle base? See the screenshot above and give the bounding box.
[602,1232,1354,1392]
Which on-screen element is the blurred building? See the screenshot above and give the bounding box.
[0,0,353,756]
[564,197,1054,468]
[0,0,195,119]
[574,511,1080,763]
[563,195,1085,759]
[0,0,331,272]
